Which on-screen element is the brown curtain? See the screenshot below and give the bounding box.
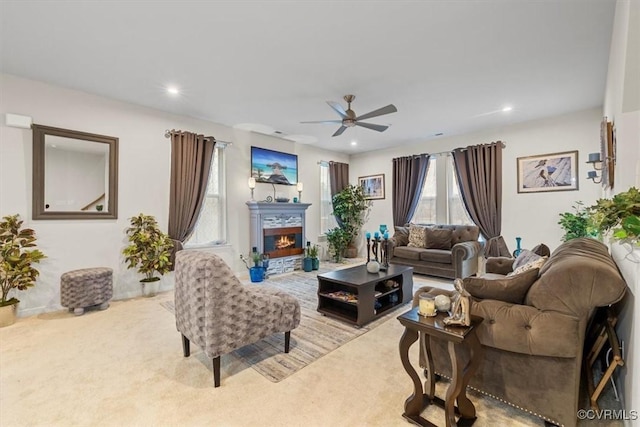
[452,141,509,257]
[168,130,216,268]
[392,154,430,226]
[329,161,349,228]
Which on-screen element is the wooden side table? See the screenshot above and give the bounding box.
[397,307,483,427]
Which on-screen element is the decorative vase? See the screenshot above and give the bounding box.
[513,237,522,257]
[344,244,358,258]
[312,257,320,270]
[141,277,160,297]
[435,294,451,312]
[303,257,313,272]
[249,266,264,283]
[0,302,18,327]
[366,260,380,273]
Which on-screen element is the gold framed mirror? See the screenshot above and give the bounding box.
[32,124,118,220]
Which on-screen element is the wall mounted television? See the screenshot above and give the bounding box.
[250,146,298,185]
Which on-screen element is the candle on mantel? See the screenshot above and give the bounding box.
[588,153,601,163]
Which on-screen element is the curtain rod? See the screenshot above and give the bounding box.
[426,141,507,157]
[164,130,232,147]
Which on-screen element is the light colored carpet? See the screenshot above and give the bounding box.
[161,266,418,383]
[0,266,623,427]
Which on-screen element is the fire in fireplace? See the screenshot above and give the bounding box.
[263,227,303,258]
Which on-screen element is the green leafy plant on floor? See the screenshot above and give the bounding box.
[0,214,46,307]
[123,213,173,282]
[325,227,350,262]
[558,202,592,242]
[332,184,371,254]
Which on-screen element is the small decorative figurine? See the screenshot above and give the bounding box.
[443,278,471,326]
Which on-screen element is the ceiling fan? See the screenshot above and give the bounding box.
[301,94,397,137]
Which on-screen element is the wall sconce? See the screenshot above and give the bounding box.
[296,182,303,202]
[586,152,615,184]
[248,177,256,200]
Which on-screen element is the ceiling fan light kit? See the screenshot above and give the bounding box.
[301,94,397,137]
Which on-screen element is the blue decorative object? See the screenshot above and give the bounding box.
[379,224,388,235]
[249,266,264,283]
[303,257,313,272]
[365,232,371,239]
[513,237,522,257]
[374,231,380,239]
[383,231,389,239]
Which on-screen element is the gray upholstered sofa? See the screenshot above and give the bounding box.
[413,238,628,427]
[389,224,481,279]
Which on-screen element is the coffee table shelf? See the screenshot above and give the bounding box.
[316,264,413,326]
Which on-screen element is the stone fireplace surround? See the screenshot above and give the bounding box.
[246,202,311,275]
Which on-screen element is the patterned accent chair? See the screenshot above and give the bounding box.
[174,251,301,387]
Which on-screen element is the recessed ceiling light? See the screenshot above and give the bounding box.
[167,86,180,95]
[434,132,444,136]
[502,106,513,112]
[350,141,357,146]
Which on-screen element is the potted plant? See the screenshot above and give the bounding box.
[558,202,592,242]
[332,185,371,258]
[0,214,46,327]
[309,244,320,270]
[325,227,350,263]
[240,248,265,282]
[122,213,173,296]
[303,242,313,272]
[587,187,640,246]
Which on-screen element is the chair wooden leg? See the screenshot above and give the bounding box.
[284,331,291,353]
[182,334,190,357]
[213,356,221,387]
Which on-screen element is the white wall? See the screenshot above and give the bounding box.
[0,73,346,316]
[350,108,605,254]
[602,1,640,422]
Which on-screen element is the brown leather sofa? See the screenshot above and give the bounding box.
[413,238,627,427]
[389,224,481,279]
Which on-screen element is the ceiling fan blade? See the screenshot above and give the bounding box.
[355,104,397,121]
[300,120,343,124]
[355,122,389,132]
[327,101,348,118]
[332,126,347,137]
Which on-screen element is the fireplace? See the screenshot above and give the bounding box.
[246,201,311,275]
[263,227,303,258]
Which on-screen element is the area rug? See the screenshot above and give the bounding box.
[160,264,418,383]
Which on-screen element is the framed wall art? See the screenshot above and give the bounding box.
[517,150,579,193]
[359,174,385,200]
[250,146,298,185]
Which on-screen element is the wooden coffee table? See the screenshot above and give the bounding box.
[397,307,484,427]
[316,264,413,326]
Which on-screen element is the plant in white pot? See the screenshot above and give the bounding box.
[122,213,173,296]
[0,214,46,327]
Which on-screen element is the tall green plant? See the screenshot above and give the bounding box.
[558,202,591,242]
[123,213,173,282]
[332,184,371,245]
[0,214,46,307]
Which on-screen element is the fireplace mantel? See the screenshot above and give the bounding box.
[246,202,311,275]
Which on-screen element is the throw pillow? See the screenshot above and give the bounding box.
[508,256,548,276]
[393,226,410,247]
[512,249,541,271]
[531,243,551,257]
[425,228,452,250]
[464,268,540,304]
[407,224,427,248]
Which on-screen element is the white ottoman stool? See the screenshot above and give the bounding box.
[60,267,113,315]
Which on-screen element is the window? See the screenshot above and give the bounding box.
[186,148,227,246]
[319,164,338,233]
[412,154,473,225]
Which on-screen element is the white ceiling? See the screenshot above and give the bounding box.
[0,1,616,154]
